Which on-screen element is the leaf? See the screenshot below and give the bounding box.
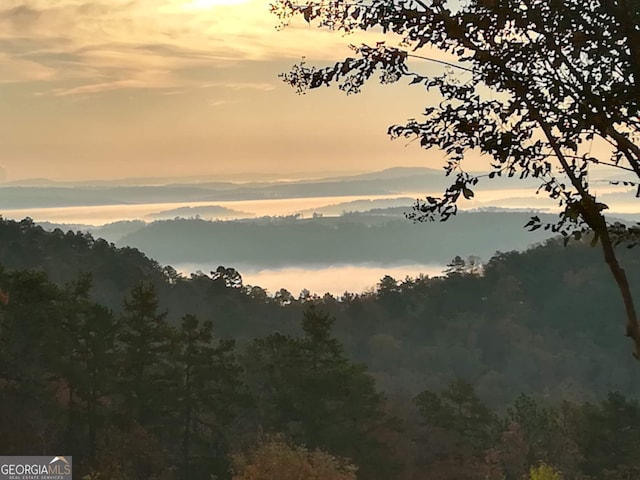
[566,206,580,221]
[462,187,474,199]
[302,6,312,23]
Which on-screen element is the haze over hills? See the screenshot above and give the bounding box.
[145,205,251,220]
[37,207,563,268]
[3,167,635,222]
[0,167,543,210]
[9,164,636,268]
[3,166,638,294]
[1,167,438,187]
[0,169,367,187]
[112,210,558,268]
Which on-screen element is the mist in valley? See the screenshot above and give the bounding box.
[7,168,637,296]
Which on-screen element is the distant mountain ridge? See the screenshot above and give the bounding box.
[319,167,443,182]
[0,167,540,210]
[0,168,440,209]
[145,205,251,220]
[2,167,428,188]
[3,168,635,220]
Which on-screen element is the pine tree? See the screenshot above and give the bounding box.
[243,306,393,479]
[118,282,173,429]
[55,274,120,464]
[172,313,242,479]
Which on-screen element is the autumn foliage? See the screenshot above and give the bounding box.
[231,435,357,480]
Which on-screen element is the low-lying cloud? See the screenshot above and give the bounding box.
[174,263,446,297]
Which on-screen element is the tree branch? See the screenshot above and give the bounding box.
[529,103,640,359]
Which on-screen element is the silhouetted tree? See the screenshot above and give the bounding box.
[273,0,640,357]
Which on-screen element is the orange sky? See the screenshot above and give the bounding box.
[0,0,466,182]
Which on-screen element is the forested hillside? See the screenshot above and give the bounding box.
[1,217,640,479]
[116,210,558,267]
[1,217,639,399]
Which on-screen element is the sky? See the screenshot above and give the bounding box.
[0,0,461,182]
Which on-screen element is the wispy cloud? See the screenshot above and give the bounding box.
[0,0,418,96]
[0,52,57,83]
[50,79,162,96]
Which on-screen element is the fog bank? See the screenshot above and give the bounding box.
[173,263,446,296]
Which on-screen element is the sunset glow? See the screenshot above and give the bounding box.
[0,0,446,181]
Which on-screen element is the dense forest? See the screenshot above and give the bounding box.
[1,217,640,479]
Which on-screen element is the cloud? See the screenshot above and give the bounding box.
[0,5,42,29]
[0,0,458,96]
[50,79,163,96]
[174,264,447,296]
[0,52,57,83]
